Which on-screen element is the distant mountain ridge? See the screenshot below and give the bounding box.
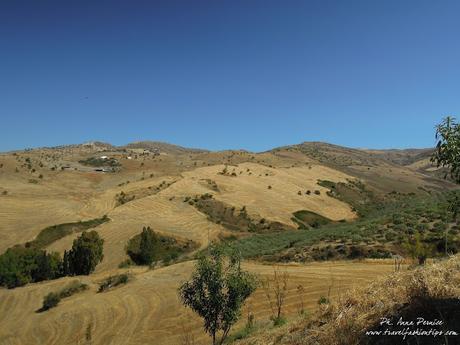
[3,140,434,169]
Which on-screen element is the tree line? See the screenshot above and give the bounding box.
[0,231,104,288]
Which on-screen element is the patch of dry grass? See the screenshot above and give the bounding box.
[235,255,460,345]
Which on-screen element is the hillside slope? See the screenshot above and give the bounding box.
[236,255,460,345]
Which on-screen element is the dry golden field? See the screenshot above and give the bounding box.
[0,260,395,345]
[0,143,452,344]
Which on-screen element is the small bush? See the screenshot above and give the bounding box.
[98,274,130,292]
[39,281,87,312]
[42,292,61,311]
[318,295,329,305]
[59,281,88,298]
[271,315,287,327]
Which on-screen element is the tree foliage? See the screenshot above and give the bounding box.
[178,246,257,345]
[126,226,188,266]
[431,116,460,256]
[431,116,460,183]
[0,231,104,288]
[0,246,62,288]
[65,231,104,275]
[139,227,158,265]
[447,192,460,221]
[126,226,159,265]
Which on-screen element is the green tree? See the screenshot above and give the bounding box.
[68,231,104,275]
[126,227,159,265]
[431,116,460,255]
[179,246,257,345]
[431,116,460,183]
[0,247,33,288]
[62,250,70,276]
[33,251,62,281]
[139,227,158,265]
[0,246,63,288]
[447,192,460,221]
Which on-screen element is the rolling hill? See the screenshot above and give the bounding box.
[0,140,457,345]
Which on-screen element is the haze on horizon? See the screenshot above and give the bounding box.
[1,0,459,152]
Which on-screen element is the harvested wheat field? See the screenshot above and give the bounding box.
[235,255,460,345]
[0,141,457,345]
[29,161,359,271]
[0,260,395,345]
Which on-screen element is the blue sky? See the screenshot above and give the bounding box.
[1,0,459,152]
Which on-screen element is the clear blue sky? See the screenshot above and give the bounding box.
[1,0,459,152]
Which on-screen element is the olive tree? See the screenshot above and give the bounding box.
[178,246,257,345]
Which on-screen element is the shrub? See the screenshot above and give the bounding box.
[58,281,88,298]
[318,295,329,305]
[39,281,87,312]
[42,292,60,311]
[98,274,130,292]
[272,315,287,327]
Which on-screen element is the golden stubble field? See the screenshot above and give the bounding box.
[0,146,441,344]
[0,260,396,345]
